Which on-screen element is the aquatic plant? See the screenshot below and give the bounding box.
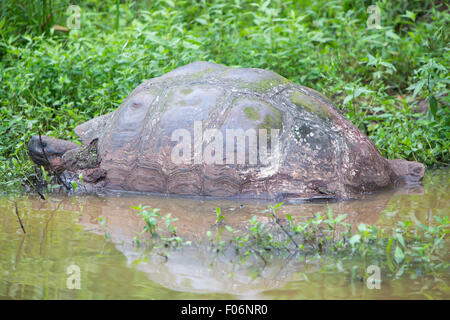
[215,206,225,226]
[131,204,189,249]
[97,216,110,240]
[203,203,450,281]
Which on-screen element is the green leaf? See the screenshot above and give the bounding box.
[402,10,417,22]
[273,202,284,209]
[349,234,361,246]
[343,94,353,105]
[164,0,175,8]
[195,18,208,25]
[386,252,395,272]
[386,237,393,255]
[428,95,438,117]
[396,233,405,248]
[327,206,333,219]
[225,225,234,233]
[407,79,426,97]
[396,264,405,278]
[357,223,368,233]
[394,246,405,264]
[386,29,400,40]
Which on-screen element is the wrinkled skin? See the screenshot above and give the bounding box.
[28,61,425,200]
[28,135,79,173]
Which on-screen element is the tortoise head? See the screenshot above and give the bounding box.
[28,135,79,173]
[388,159,425,186]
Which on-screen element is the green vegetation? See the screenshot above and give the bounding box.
[212,203,449,283]
[214,206,225,225]
[0,0,448,192]
[97,216,111,239]
[134,201,448,284]
[131,204,189,248]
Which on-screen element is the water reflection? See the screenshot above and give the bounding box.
[0,169,448,299]
[30,184,427,241]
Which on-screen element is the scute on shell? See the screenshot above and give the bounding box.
[71,61,407,200]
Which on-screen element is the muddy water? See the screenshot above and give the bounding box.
[0,169,448,299]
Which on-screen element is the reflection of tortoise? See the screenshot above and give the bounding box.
[28,61,424,200]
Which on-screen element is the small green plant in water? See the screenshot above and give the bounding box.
[132,205,189,249]
[132,205,161,238]
[215,206,225,226]
[208,202,448,282]
[98,216,111,240]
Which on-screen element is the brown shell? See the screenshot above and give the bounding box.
[78,61,396,200]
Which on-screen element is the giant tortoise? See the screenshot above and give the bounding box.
[28,61,424,200]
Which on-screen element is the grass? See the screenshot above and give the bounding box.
[0,0,449,192]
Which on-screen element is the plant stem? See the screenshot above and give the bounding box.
[14,202,26,234]
[115,0,120,31]
[269,207,300,251]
